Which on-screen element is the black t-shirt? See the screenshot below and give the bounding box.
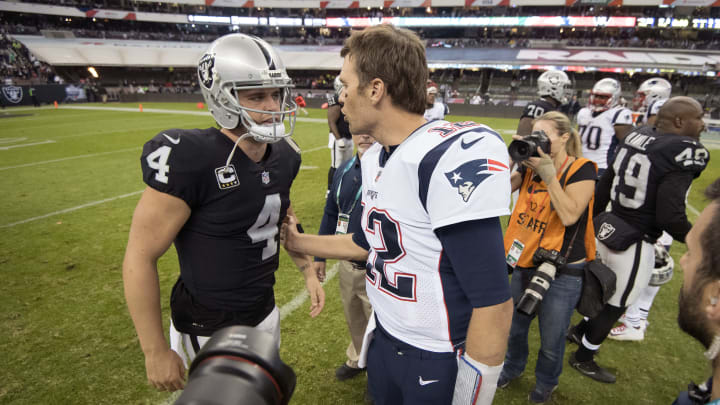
[327,93,352,139]
[141,127,301,314]
[559,160,597,262]
[520,98,558,120]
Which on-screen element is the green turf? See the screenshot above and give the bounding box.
[0,103,717,404]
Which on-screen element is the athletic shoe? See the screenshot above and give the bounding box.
[608,323,644,341]
[566,324,583,346]
[568,352,616,384]
[335,364,366,381]
[529,385,557,403]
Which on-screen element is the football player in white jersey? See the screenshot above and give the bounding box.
[609,77,674,342]
[632,77,672,127]
[282,25,513,405]
[424,81,449,122]
[576,78,634,176]
[122,34,324,392]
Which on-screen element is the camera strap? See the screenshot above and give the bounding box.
[535,156,577,260]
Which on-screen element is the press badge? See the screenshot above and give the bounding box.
[336,213,350,235]
[506,239,525,268]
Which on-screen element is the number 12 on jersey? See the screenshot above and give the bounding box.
[364,208,417,302]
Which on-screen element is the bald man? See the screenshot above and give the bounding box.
[568,96,710,383]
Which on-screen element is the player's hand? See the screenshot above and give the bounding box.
[314,261,327,283]
[280,215,301,252]
[525,147,555,184]
[144,348,186,392]
[303,271,325,318]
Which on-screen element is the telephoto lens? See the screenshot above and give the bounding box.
[516,262,557,316]
[174,326,296,405]
[507,130,551,162]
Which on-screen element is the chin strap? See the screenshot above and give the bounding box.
[222,132,252,173]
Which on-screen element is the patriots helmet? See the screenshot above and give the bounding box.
[649,242,674,286]
[632,77,672,111]
[589,78,622,113]
[197,33,297,143]
[537,70,572,104]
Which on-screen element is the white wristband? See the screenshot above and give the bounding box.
[452,352,503,405]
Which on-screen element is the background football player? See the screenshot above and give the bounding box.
[576,78,634,176]
[326,76,354,195]
[424,81,449,122]
[282,24,512,405]
[609,76,674,342]
[516,70,572,136]
[568,97,709,383]
[122,33,324,392]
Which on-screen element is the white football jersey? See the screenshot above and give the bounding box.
[359,120,511,352]
[577,106,633,170]
[644,98,666,124]
[424,101,448,122]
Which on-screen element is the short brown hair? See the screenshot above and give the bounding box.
[341,24,427,114]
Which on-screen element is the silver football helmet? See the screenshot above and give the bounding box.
[198,33,297,143]
[649,242,674,286]
[333,76,344,99]
[589,78,622,113]
[537,70,572,104]
[632,77,671,111]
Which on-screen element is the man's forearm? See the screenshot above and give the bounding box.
[293,233,368,262]
[465,300,513,365]
[122,256,168,356]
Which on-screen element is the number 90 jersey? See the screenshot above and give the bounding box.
[577,106,633,170]
[609,126,708,240]
[140,127,301,311]
[359,121,511,353]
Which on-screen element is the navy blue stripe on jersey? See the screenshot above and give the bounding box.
[434,217,511,308]
[647,100,658,118]
[252,38,276,70]
[611,108,623,124]
[437,252,472,349]
[351,202,370,251]
[418,135,463,211]
[606,133,619,166]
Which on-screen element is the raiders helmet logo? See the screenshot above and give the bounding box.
[445,158,508,202]
[198,54,215,90]
[597,222,616,241]
[215,164,239,190]
[2,86,23,104]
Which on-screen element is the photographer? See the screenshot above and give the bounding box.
[498,111,597,403]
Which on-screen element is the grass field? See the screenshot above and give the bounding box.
[0,102,717,405]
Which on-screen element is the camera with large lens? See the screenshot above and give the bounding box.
[508,130,551,162]
[174,326,296,405]
[516,248,567,316]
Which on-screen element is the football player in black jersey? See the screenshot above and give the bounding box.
[516,71,572,136]
[326,76,354,194]
[568,96,709,383]
[122,33,325,392]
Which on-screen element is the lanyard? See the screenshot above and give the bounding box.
[336,155,362,214]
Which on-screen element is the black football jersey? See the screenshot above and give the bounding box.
[326,93,352,139]
[520,98,558,120]
[609,126,708,240]
[140,127,301,311]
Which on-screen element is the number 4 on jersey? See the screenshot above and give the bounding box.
[146,145,171,184]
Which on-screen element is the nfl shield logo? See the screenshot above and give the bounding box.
[261,171,270,185]
[2,86,23,104]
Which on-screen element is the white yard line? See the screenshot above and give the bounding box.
[1,190,143,228]
[158,262,340,405]
[0,140,55,150]
[687,202,700,217]
[0,147,140,171]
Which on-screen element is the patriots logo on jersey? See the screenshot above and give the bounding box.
[444,159,508,202]
[198,53,215,90]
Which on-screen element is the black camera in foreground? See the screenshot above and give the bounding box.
[516,248,567,316]
[508,130,551,162]
[174,326,296,405]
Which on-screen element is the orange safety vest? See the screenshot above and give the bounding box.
[504,157,597,268]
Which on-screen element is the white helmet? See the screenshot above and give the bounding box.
[198,33,297,143]
[537,70,572,104]
[589,78,621,113]
[632,77,671,111]
[333,76,344,99]
[649,242,674,286]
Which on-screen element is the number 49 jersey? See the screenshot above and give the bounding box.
[140,127,301,311]
[609,126,708,240]
[577,106,633,170]
[359,120,511,353]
